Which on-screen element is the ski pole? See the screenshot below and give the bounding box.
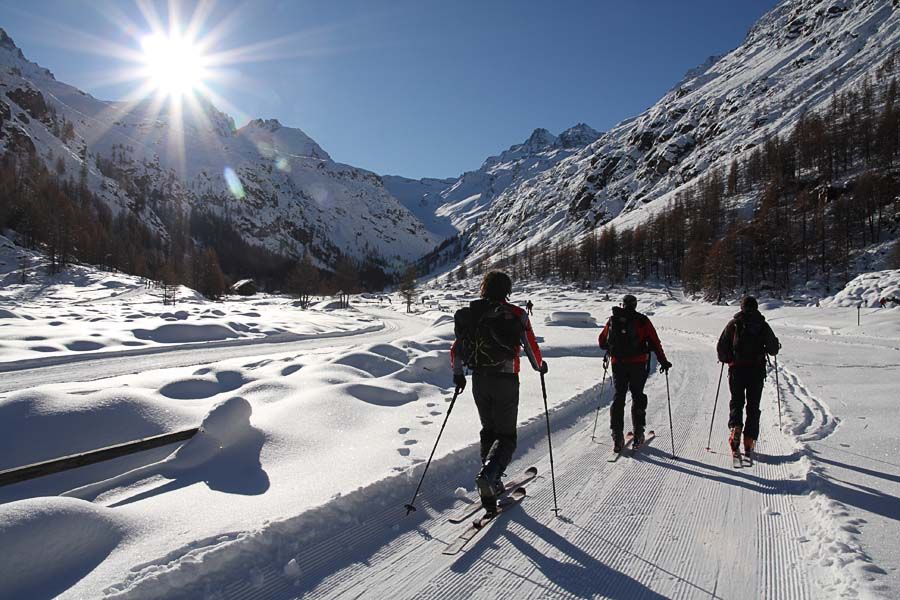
[590,354,610,441]
[774,355,783,429]
[540,371,561,516]
[404,385,461,515]
[705,362,725,451]
[665,370,676,459]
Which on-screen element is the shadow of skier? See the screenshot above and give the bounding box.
[448,510,670,599]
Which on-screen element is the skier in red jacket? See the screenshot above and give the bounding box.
[598,294,671,452]
[451,271,546,512]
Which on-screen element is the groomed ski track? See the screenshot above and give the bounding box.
[128,328,842,600]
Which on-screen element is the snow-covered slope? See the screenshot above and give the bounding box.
[0,29,436,270]
[452,0,900,260]
[383,123,601,240]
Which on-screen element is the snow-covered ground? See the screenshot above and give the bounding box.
[1,270,899,599]
[0,236,382,365]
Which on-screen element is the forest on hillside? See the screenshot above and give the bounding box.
[453,69,900,300]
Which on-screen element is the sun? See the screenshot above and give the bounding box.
[140,33,208,98]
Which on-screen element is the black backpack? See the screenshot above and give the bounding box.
[454,300,523,371]
[733,315,767,362]
[606,308,646,358]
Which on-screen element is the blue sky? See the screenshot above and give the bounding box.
[1,0,779,179]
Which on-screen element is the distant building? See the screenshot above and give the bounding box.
[231,279,258,296]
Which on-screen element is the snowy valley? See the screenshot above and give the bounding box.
[2,0,900,599]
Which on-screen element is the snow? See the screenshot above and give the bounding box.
[0,497,130,599]
[544,310,598,327]
[2,273,899,599]
[0,235,382,364]
[824,269,900,308]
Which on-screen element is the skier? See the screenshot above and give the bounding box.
[597,294,672,452]
[716,296,780,459]
[526,299,534,315]
[451,271,546,513]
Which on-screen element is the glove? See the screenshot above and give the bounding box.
[659,359,673,373]
[453,373,466,391]
[540,361,549,375]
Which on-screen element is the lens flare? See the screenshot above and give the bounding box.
[224,167,245,199]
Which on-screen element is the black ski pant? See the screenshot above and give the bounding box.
[728,365,765,440]
[472,372,519,479]
[610,362,649,436]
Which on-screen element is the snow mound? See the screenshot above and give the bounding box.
[0,497,128,600]
[0,388,192,470]
[132,323,242,344]
[824,270,900,308]
[544,311,598,327]
[65,396,266,503]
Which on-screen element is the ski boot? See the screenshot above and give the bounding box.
[632,430,645,449]
[475,463,503,514]
[728,426,742,456]
[743,436,756,456]
[612,431,625,453]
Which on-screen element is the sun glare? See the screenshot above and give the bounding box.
[140,34,208,98]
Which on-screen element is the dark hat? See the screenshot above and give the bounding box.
[622,294,637,309]
[741,296,758,311]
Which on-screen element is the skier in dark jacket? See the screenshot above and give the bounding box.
[450,271,546,512]
[716,296,780,457]
[597,294,671,452]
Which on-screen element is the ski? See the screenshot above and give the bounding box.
[732,452,743,469]
[607,433,634,462]
[631,430,656,455]
[448,466,537,524]
[442,487,526,555]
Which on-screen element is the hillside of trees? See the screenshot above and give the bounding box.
[451,71,900,300]
[0,149,394,299]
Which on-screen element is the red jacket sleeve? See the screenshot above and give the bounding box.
[598,319,611,349]
[520,312,543,371]
[450,339,463,375]
[641,319,667,363]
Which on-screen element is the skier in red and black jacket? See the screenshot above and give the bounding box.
[451,271,545,511]
[598,294,671,452]
[716,296,780,457]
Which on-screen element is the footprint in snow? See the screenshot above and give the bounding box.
[398,427,410,434]
[397,448,411,456]
[403,439,418,446]
[426,402,436,407]
[420,420,433,425]
[430,411,441,416]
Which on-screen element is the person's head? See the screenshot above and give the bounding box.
[741,296,759,312]
[480,271,512,302]
[622,294,638,311]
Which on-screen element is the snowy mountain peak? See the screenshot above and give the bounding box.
[523,127,558,150]
[245,118,283,132]
[558,123,602,148]
[450,0,900,265]
[0,28,20,54]
[238,118,330,161]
